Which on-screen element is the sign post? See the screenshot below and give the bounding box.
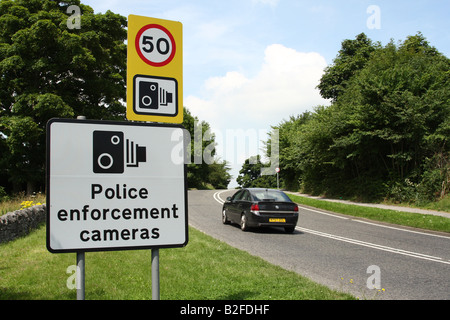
[76,116,86,301]
[126,15,183,300]
[47,15,184,301]
[152,249,160,300]
[76,251,85,300]
[275,167,280,189]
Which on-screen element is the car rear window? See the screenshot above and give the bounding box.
[251,190,291,202]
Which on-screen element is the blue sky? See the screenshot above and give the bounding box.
[82,0,450,186]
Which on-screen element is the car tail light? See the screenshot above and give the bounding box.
[293,205,299,212]
[250,203,260,211]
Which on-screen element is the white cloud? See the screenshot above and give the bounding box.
[186,44,329,133]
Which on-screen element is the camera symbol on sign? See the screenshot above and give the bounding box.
[133,75,178,116]
[140,81,173,109]
[93,131,146,174]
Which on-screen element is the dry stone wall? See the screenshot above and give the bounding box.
[0,205,46,243]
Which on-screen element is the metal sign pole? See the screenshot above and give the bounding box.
[152,248,160,300]
[76,251,85,300]
[276,167,280,189]
[76,115,86,301]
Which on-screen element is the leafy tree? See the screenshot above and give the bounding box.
[0,0,127,193]
[237,155,276,189]
[335,34,449,191]
[276,33,449,202]
[317,33,378,102]
[182,108,231,189]
[272,112,312,190]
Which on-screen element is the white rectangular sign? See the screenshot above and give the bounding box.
[46,119,188,253]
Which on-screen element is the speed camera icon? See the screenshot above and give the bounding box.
[133,75,178,117]
[93,131,146,174]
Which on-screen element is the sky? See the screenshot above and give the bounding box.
[82,0,450,187]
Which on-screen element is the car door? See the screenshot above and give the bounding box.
[238,190,251,216]
[227,190,244,223]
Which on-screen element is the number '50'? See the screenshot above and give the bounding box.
[141,36,170,55]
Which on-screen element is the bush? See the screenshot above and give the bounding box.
[385,179,418,204]
[0,186,8,201]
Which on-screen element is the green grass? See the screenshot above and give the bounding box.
[383,194,450,213]
[0,224,354,300]
[288,194,450,233]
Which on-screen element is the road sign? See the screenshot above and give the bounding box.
[46,119,188,253]
[136,24,176,67]
[127,15,183,123]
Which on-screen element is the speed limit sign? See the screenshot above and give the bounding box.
[135,24,176,67]
[127,15,183,123]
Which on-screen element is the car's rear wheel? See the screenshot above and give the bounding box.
[222,209,230,224]
[240,214,249,231]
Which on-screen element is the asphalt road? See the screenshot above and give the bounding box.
[188,189,450,300]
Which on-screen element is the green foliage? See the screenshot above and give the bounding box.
[183,108,231,189]
[236,155,277,188]
[317,33,378,102]
[0,185,7,201]
[0,0,127,193]
[273,33,449,204]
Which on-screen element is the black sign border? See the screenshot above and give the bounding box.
[132,74,179,117]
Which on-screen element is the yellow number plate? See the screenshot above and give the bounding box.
[269,218,286,223]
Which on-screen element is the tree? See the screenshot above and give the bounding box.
[271,112,312,190]
[277,33,449,202]
[237,155,277,189]
[317,33,378,102]
[182,108,231,189]
[335,34,450,200]
[0,0,127,193]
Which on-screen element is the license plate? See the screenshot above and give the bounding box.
[269,218,286,223]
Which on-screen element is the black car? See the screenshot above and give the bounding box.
[222,188,299,233]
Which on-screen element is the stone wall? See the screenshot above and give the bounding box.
[0,204,46,243]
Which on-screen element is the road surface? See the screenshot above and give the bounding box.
[188,189,450,300]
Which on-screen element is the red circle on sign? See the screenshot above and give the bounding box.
[135,24,176,67]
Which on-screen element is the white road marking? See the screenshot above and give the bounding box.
[213,190,227,205]
[296,226,450,265]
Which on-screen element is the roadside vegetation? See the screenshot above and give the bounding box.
[0,191,45,216]
[238,33,449,210]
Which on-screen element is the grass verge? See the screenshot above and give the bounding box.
[0,224,354,300]
[288,194,450,233]
[383,194,450,213]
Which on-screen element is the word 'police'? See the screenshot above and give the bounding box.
[91,183,148,200]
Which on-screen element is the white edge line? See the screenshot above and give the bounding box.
[296,226,450,265]
[353,219,450,240]
[298,204,450,240]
